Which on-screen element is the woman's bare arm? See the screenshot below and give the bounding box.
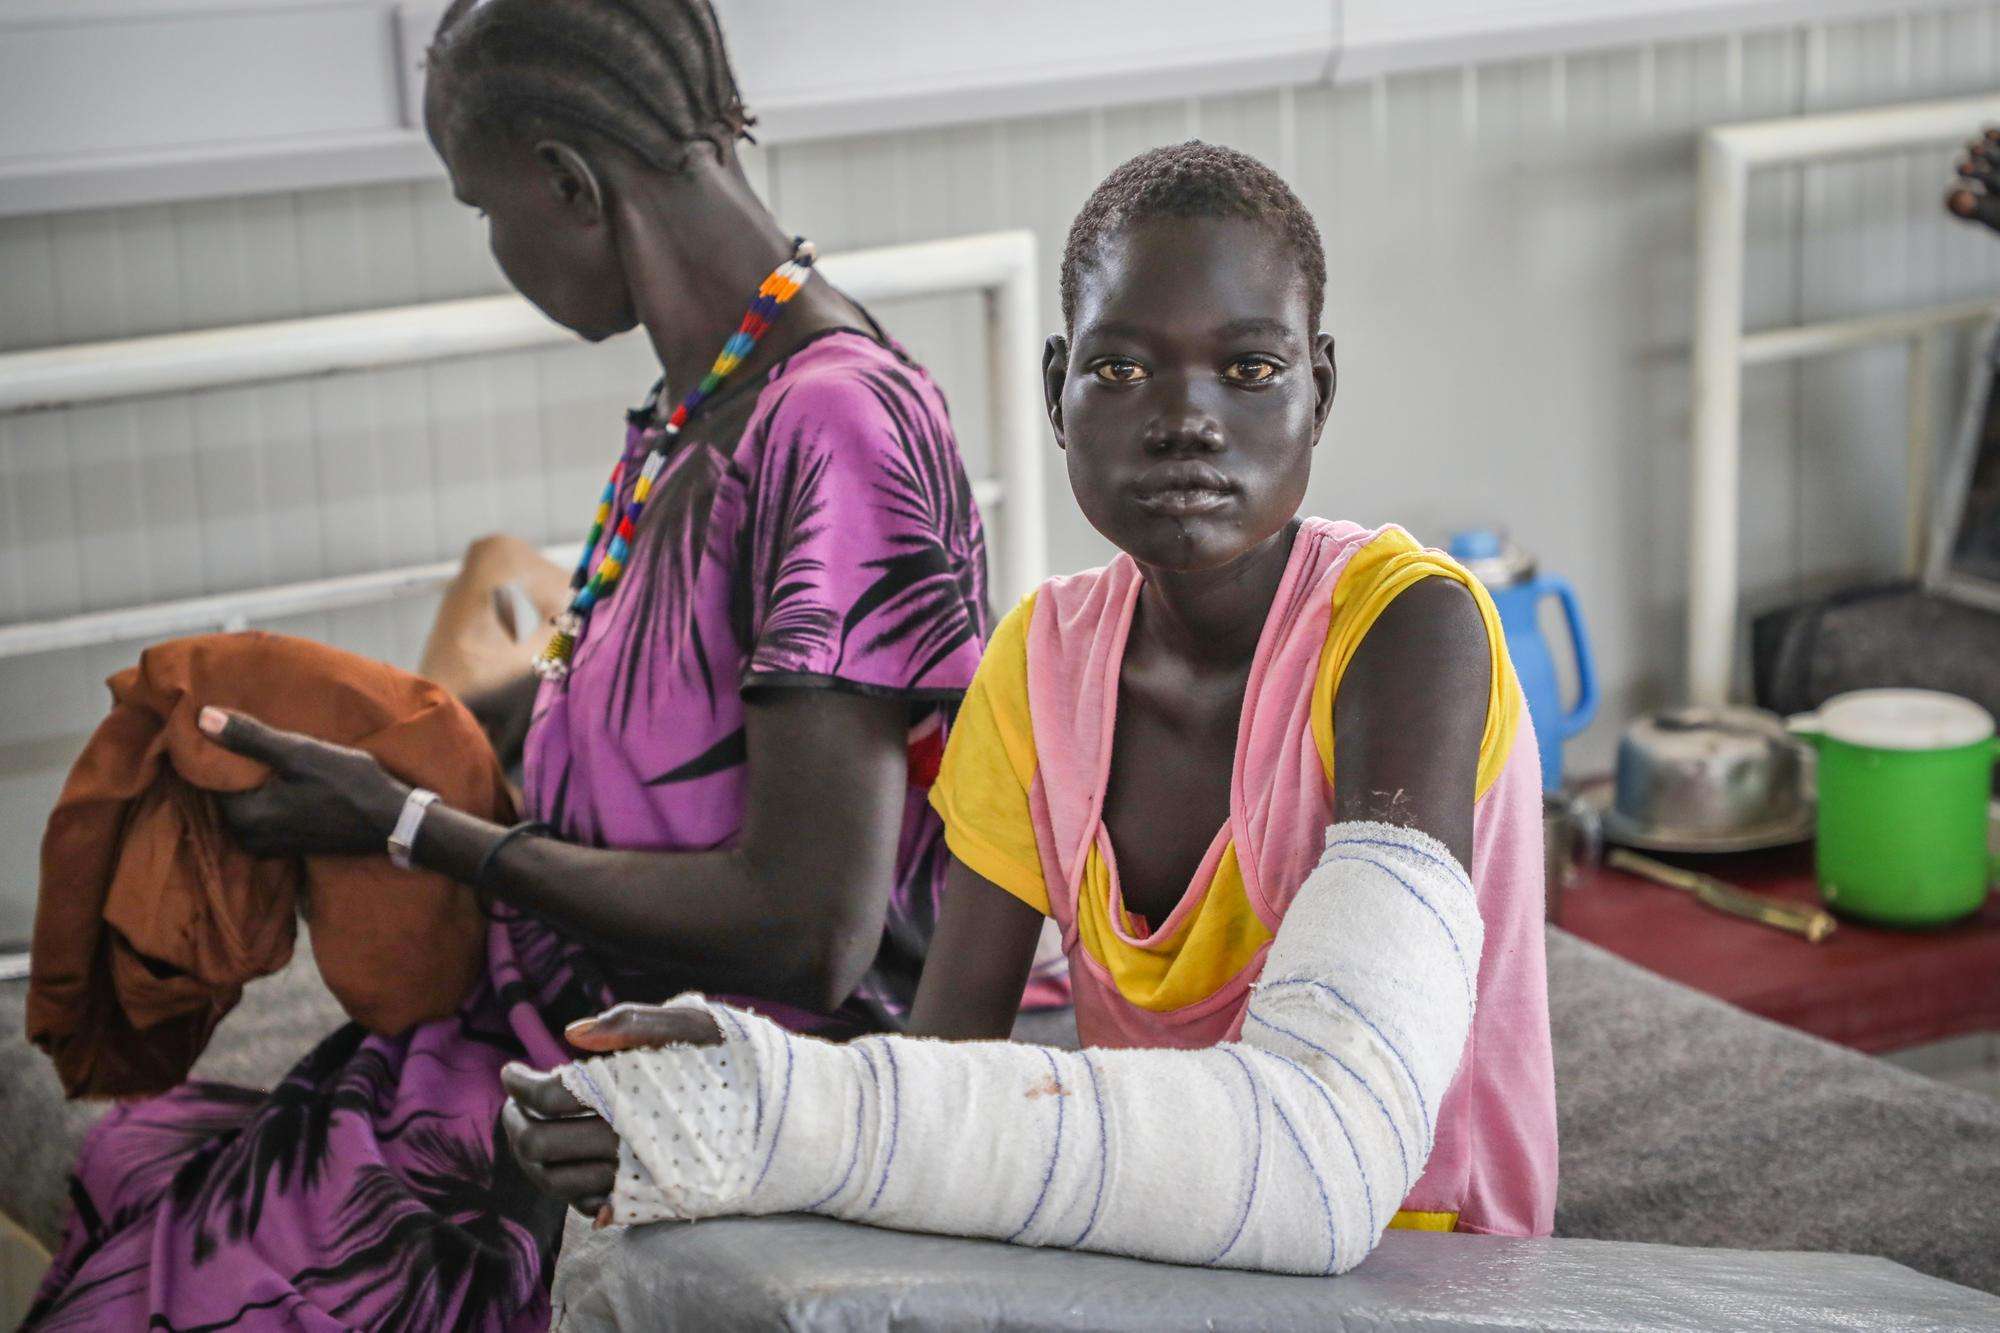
[208,686,911,1014]
[906,858,1046,1039]
[1331,576,1488,865]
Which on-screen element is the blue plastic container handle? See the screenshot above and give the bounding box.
[1532,574,1598,740]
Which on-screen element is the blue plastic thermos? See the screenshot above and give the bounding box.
[1448,530,1598,792]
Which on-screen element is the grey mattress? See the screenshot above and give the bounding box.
[2,928,1996,1304]
[549,1212,2000,1332]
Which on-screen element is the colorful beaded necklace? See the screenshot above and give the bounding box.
[535,237,817,681]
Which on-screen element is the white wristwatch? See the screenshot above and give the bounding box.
[387,787,440,870]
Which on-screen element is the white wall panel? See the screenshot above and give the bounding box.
[714,0,1335,145]
[0,2,400,160]
[2,8,1997,934]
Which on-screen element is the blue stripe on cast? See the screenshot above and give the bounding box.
[1006,1048,1069,1243]
[865,1039,903,1211]
[750,1032,796,1195]
[851,1046,887,1207]
[1070,1053,1111,1248]
[1244,1009,1412,1178]
[1247,1045,1375,1226]
[1264,977,1436,1138]
[1339,836,1474,895]
[1268,1091,1340,1275]
[806,1049,869,1211]
[1209,1050,1266,1264]
[1321,852,1476,1005]
[714,1011,764,1142]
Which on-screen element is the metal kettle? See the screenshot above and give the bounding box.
[1449,529,1598,792]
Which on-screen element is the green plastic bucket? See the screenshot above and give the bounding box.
[1788,689,2000,926]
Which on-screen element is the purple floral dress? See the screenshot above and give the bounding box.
[27,329,990,1330]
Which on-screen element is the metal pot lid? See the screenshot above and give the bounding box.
[1576,779,1815,855]
[1447,528,1536,588]
[1800,688,1994,751]
[1628,704,1791,747]
[1599,802,1815,855]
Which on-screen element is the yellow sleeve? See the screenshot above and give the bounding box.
[1310,528,1523,800]
[928,593,1051,915]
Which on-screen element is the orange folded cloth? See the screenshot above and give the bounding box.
[29,632,509,1098]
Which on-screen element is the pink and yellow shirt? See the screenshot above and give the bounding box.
[930,517,1558,1237]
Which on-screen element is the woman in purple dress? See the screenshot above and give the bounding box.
[27,2,990,1328]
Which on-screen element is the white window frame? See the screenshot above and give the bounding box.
[0,230,1048,656]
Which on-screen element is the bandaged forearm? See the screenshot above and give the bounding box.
[560,821,1481,1275]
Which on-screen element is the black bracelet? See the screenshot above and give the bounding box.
[473,820,553,904]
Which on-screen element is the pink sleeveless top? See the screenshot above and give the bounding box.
[987,518,1556,1235]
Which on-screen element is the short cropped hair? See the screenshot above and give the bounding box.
[1060,140,1326,330]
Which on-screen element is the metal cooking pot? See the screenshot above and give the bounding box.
[1600,706,1814,854]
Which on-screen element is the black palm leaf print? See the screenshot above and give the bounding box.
[169,1024,385,1261]
[840,366,987,681]
[26,1105,261,1333]
[482,910,614,1041]
[22,1255,151,1330]
[604,388,768,727]
[751,365,987,686]
[608,442,736,727]
[290,1118,562,1333]
[644,724,748,786]
[85,1085,265,1237]
[750,399,840,667]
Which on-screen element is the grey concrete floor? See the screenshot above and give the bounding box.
[1881,1031,2000,1101]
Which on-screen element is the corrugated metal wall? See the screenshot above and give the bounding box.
[4,7,2000,936]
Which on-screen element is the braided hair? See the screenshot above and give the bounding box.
[1061,141,1327,330]
[428,0,755,171]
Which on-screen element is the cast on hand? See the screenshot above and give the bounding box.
[560,820,1481,1275]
